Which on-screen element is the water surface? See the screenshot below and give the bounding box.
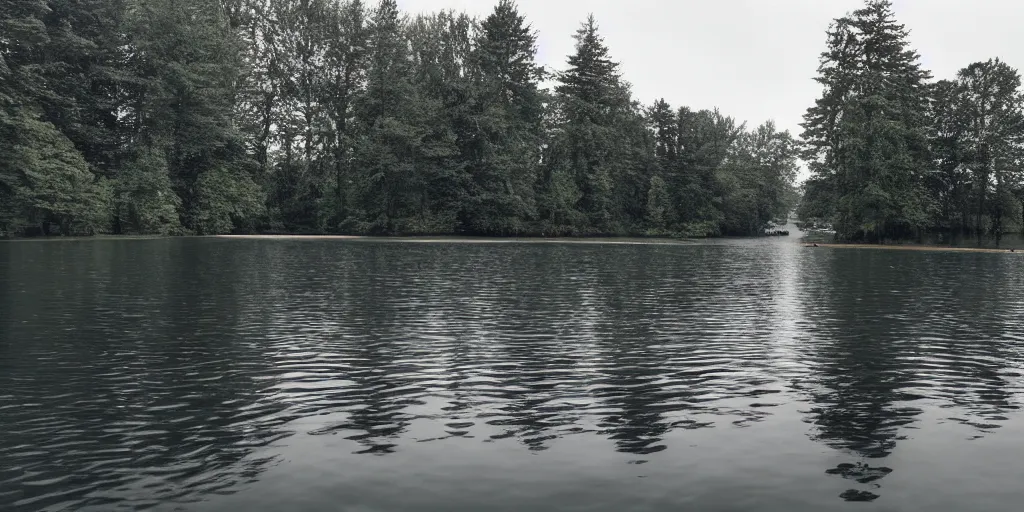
[3,236,1024,511]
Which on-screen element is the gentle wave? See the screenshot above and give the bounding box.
[2,238,1024,510]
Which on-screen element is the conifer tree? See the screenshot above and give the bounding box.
[461,0,546,235]
[545,14,640,233]
[800,0,933,242]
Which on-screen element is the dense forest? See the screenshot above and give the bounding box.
[0,0,799,238]
[799,0,1024,245]
[11,0,1017,243]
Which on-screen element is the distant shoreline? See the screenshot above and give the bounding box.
[5,235,1020,253]
[2,234,704,245]
[213,234,700,245]
[805,243,1020,254]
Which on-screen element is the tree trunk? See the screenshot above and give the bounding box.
[334,114,348,229]
[994,165,1004,247]
[977,209,984,247]
[977,177,986,248]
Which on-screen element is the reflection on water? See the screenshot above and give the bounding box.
[3,237,1024,511]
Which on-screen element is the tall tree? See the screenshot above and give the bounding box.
[406,10,474,233]
[800,0,933,242]
[948,59,1024,246]
[351,0,456,234]
[648,99,678,164]
[0,0,110,235]
[17,0,1004,241]
[324,0,367,228]
[927,78,973,236]
[124,0,262,234]
[544,14,642,234]
[676,108,744,235]
[460,0,546,235]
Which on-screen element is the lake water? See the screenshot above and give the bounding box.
[3,235,1024,511]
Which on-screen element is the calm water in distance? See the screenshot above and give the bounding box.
[3,232,1024,511]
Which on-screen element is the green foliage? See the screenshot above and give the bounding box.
[193,166,265,235]
[645,174,670,231]
[797,0,1024,244]
[718,121,799,235]
[0,111,109,235]
[542,15,651,235]
[126,0,252,232]
[945,59,1024,245]
[347,0,462,235]
[800,0,935,242]
[18,0,1021,243]
[458,0,546,235]
[113,146,182,235]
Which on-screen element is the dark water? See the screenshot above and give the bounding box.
[3,235,1024,512]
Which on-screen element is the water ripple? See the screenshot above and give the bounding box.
[2,238,1024,510]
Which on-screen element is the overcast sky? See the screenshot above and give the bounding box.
[397,0,1023,177]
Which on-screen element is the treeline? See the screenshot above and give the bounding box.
[0,0,798,238]
[800,0,1024,245]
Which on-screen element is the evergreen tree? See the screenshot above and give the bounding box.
[648,99,678,163]
[405,10,474,233]
[676,108,744,236]
[461,0,546,235]
[351,0,456,234]
[927,78,973,235]
[645,174,670,232]
[12,0,1018,242]
[800,0,933,242]
[555,15,620,113]
[123,0,261,234]
[949,59,1024,245]
[545,15,641,234]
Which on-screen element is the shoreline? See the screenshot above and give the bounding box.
[4,234,1019,253]
[805,243,1020,254]
[213,234,700,245]
[1,234,703,245]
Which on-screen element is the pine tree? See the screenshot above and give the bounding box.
[927,78,973,235]
[555,15,620,117]
[800,0,933,242]
[405,10,474,233]
[648,99,677,163]
[123,0,261,234]
[351,0,456,234]
[11,0,994,240]
[952,59,1024,245]
[676,108,744,235]
[545,14,639,233]
[462,0,546,235]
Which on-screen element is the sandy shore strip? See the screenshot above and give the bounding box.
[216,234,365,240]
[805,243,1021,254]
[214,234,698,245]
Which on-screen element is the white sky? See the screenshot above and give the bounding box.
[397,0,1023,179]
